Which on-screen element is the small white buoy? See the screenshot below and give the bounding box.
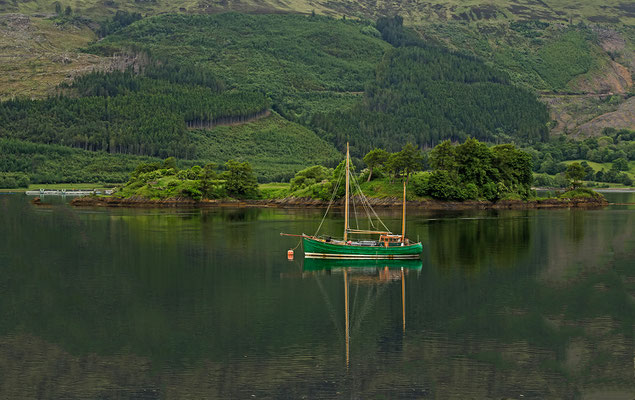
[287,249,294,260]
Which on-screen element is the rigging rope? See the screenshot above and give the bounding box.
[351,184,359,230]
[313,157,394,238]
[350,170,391,233]
[313,166,345,237]
[351,173,376,230]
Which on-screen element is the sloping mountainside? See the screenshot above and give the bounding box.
[0,1,633,183]
[0,12,551,183]
[0,13,109,101]
[1,0,632,131]
[413,21,634,135]
[1,0,634,26]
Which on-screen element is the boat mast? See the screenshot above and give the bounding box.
[344,142,350,242]
[401,267,406,333]
[401,178,406,241]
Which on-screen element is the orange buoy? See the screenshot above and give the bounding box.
[287,249,294,260]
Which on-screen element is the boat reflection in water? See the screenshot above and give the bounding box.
[302,258,422,367]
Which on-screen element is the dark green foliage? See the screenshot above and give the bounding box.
[375,15,420,47]
[91,13,389,96]
[613,157,628,171]
[534,29,595,90]
[98,10,143,37]
[90,13,549,155]
[0,12,571,186]
[363,148,389,182]
[189,113,341,183]
[384,143,423,183]
[223,160,259,199]
[199,163,219,199]
[118,160,236,200]
[526,129,634,186]
[491,144,534,188]
[312,45,549,155]
[533,173,570,188]
[580,161,595,180]
[424,170,467,200]
[429,140,458,171]
[509,20,550,37]
[0,71,268,158]
[558,187,605,200]
[290,165,331,191]
[414,138,533,201]
[594,168,633,186]
[286,165,340,200]
[0,138,157,184]
[565,162,586,188]
[0,172,30,189]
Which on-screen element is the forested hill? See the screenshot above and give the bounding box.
[89,13,549,155]
[0,12,550,182]
[311,18,549,153]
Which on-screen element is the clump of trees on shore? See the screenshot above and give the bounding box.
[527,128,634,187]
[117,157,259,200]
[0,172,30,189]
[413,139,534,201]
[286,139,535,201]
[113,138,610,202]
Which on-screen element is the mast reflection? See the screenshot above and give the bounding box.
[301,259,422,367]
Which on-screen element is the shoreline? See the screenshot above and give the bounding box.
[69,195,609,210]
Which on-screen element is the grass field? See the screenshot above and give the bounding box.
[191,112,341,182]
[563,159,635,180]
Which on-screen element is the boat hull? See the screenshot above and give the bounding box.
[303,238,422,259]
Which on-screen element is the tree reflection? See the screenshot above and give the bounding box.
[425,210,532,271]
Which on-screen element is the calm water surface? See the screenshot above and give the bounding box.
[0,193,633,399]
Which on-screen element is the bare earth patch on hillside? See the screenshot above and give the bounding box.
[542,94,634,136]
[576,96,635,136]
[543,26,633,136]
[0,14,109,99]
[569,59,633,94]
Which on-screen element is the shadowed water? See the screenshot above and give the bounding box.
[0,193,633,398]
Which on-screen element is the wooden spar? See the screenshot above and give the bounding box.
[401,178,406,241]
[346,229,392,235]
[344,142,350,242]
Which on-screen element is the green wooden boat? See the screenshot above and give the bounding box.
[283,142,422,260]
[303,237,422,259]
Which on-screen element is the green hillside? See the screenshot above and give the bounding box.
[0,12,554,184]
[190,112,341,182]
[89,12,391,117]
[0,138,156,184]
[87,13,549,154]
[311,44,549,154]
[1,3,633,185]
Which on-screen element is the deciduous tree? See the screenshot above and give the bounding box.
[363,148,389,182]
[565,162,585,188]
